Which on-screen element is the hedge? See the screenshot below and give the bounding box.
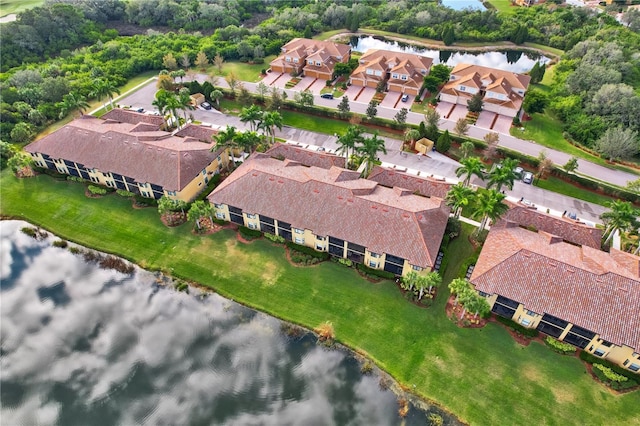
[495,316,539,338]
[579,351,640,384]
[285,241,330,260]
[544,336,576,355]
[238,226,262,239]
[356,263,396,280]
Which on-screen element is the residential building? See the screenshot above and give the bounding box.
[207,150,450,276]
[368,166,451,199]
[25,109,229,202]
[269,38,351,80]
[439,63,531,118]
[349,49,433,96]
[470,221,640,371]
[265,143,346,169]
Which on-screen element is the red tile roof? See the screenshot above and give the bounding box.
[264,143,346,169]
[471,225,640,350]
[102,109,165,127]
[368,166,452,199]
[25,113,223,192]
[208,154,450,268]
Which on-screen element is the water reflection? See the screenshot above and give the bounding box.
[353,36,550,73]
[0,222,458,426]
[440,0,486,11]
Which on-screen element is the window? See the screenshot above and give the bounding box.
[624,359,629,366]
[247,213,256,219]
[374,70,382,76]
[412,265,422,271]
[316,244,324,250]
[594,348,606,357]
[316,61,321,66]
[141,191,148,197]
[308,60,313,65]
[526,310,536,316]
[202,169,206,175]
[216,212,225,219]
[401,75,408,81]
[630,363,640,372]
[601,340,612,347]
[520,318,531,326]
[370,252,380,258]
[366,69,373,75]
[248,222,257,230]
[421,69,427,75]
[293,58,298,63]
[369,261,378,268]
[214,203,223,209]
[295,237,304,244]
[459,85,466,92]
[634,352,639,358]
[294,228,304,234]
[391,73,399,79]
[286,56,291,62]
[337,56,342,60]
[217,156,222,161]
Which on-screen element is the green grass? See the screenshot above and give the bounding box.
[2,170,640,426]
[535,176,618,207]
[486,0,518,15]
[313,29,346,40]
[207,56,276,83]
[0,0,43,17]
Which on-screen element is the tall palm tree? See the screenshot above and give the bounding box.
[487,158,519,192]
[259,110,283,145]
[601,200,640,246]
[159,90,182,129]
[58,92,90,119]
[239,105,263,132]
[404,128,420,151]
[237,131,262,154]
[445,183,476,219]
[213,126,241,167]
[472,189,509,233]
[152,95,169,128]
[456,156,485,187]
[210,89,223,108]
[103,80,121,110]
[336,125,364,167]
[89,79,108,110]
[358,131,387,177]
[178,87,195,125]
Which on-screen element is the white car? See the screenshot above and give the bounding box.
[522,171,534,184]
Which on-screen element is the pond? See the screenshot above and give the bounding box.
[0,221,461,426]
[351,36,551,74]
[440,0,486,11]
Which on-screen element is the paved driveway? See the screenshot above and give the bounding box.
[380,92,401,109]
[436,101,455,119]
[447,104,468,122]
[307,78,327,94]
[476,111,496,130]
[292,76,316,92]
[354,87,376,104]
[493,114,513,134]
[343,85,364,101]
[271,74,292,89]
[261,72,282,86]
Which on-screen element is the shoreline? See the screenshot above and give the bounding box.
[7,218,467,425]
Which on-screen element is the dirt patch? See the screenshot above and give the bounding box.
[445,295,488,328]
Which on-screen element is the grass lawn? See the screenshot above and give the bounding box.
[313,29,346,40]
[0,0,43,16]
[486,0,518,15]
[2,170,639,426]
[535,176,618,207]
[208,56,276,83]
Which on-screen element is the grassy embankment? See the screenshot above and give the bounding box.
[0,0,43,16]
[2,170,639,426]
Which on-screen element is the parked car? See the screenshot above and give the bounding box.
[522,171,534,184]
[401,94,409,102]
[513,166,524,179]
[135,107,144,113]
[201,102,212,110]
[320,93,334,99]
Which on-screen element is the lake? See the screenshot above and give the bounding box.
[440,0,486,11]
[352,36,551,74]
[0,221,460,426]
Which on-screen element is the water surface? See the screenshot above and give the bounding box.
[440,0,486,11]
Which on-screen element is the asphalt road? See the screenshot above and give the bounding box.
[118,79,609,223]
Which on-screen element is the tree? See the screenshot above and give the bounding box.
[424,107,440,129]
[366,100,378,120]
[456,156,485,187]
[442,24,455,46]
[423,75,441,94]
[266,87,286,111]
[213,126,241,167]
[180,53,190,69]
[430,64,451,83]
[626,178,640,194]
[210,89,223,108]
[256,82,269,103]
[57,92,89,119]
[334,62,354,78]
[171,69,186,83]
[259,110,283,145]
[536,151,554,182]
[600,200,640,246]
[523,89,548,115]
[563,157,579,174]
[454,118,469,137]
[467,93,483,113]
[236,130,261,153]
[594,126,640,161]
[404,129,421,151]
[157,74,175,91]
[529,61,546,84]
[214,54,224,74]
[512,25,528,45]
[460,141,475,159]
[102,80,120,110]
[162,53,178,70]
[89,79,108,109]
[10,122,35,143]
[239,105,263,132]
[445,183,476,219]
[225,72,240,97]
[6,151,33,175]
[337,95,350,118]
[448,278,472,305]
[376,80,386,93]
[177,87,195,126]
[336,125,364,166]
[436,130,451,153]
[483,132,500,161]
[487,158,519,192]
[358,131,387,177]
[466,293,491,319]
[157,196,186,216]
[294,90,314,109]
[421,272,442,299]
[401,271,419,292]
[195,51,209,70]
[472,189,509,233]
[187,200,213,230]
[394,108,408,125]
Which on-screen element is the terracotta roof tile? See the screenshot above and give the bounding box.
[101,109,164,127]
[368,166,452,199]
[265,143,346,169]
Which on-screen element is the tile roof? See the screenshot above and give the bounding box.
[208,155,450,268]
[273,38,350,70]
[449,63,531,89]
[25,113,222,192]
[471,225,640,350]
[264,143,346,169]
[101,109,165,127]
[496,206,603,248]
[368,166,452,199]
[351,49,432,90]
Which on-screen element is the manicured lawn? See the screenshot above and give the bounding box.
[0,0,43,16]
[313,29,346,40]
[208,56,276,83]
[535,176,618,207]
[2,170,640,426]
[486,0,518,15]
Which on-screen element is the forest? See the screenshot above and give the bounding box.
[1,0,639,160]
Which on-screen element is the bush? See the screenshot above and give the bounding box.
[495,316,539,338]
[428,412,444,426]
[52,239,68,248]
[264,233,285,244]
[446,217,461,239]
[68,246,81,254]
[579,351,639,385]
[338,258,353,267]
[88,185,107,195]
[66,176,86,183]
[238,226,262,240]
[116,189,135,197]
[593,364,628,383]
[545,336,577,355]
[20,227,48,240]
[290,249,323,265]
[355,263,395,280]
[213,218,227,225]
[360,360,374,375]
[285,241,330,260]
[459,250,481,278]
[134,194,157,207]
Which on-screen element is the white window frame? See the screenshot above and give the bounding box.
[293,58,298,63]
[248,222,257,230]
[285,56,291,62]
[374,70,382,76]
[391,73,399,79]
[247,213,256,219]
[315,61,321,66]
[294,228,304,234]
[369,261,378,268]
[366,69,373,75]
[594,348,606,357]
[520,318,531,326]
[295,237,304,244]
[401,74,408,81]
[216,212,225,219]
[307,60,313,65]
[370,252,380,258]
[459,85,466,92]
[629,363,640,372]
[412,265,422,271]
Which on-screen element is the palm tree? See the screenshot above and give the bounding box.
[259,110,283,145]
[448,278,471,306]
[213,126,241,167]
[187,200,213,231]
[58,92,90,119]
[404,128,421,151]
[401,271,420,292]
[421,272,442,300]
[336,125,364,167]
[472,189,509,234]
[103,80,121,110]
[239,105,263,132]
[89,79,108,110]
[357,131,387,177]
[178,87,195,126]
[152,95,169,128]
[487,158,519,192]
[237,130,262,154]
[445,183,476,219]
[601,200,640,246]
[459,141,475,159]
[456,156,485,187]
[163,91,182,129]
[210,89,223,108]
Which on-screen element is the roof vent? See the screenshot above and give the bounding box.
[371,205,378,209]
[277,180,283,184]
[337,196,343,200]
[252,172,258,176]
[313,189,319,193]
[549,261,558,267]
[382,208,388,212]
[347,199,353,203]
[566,268,575,273]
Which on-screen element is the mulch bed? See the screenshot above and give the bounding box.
[394,279,437,309]
[191,217,224,236]
[160,211,186,227]
[84,189,103,199]
[445,295,488,328]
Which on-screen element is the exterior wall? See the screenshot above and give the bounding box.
[483,102,518,117]
[439,93,459,105]
[512,304,543,329]
[350,77,365,87]
[304,69,332,80]
[389,83,419,95]
[173,149,229,202]
[401,260,427,276]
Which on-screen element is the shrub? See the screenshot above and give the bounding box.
[338,258,353,267]
[238,226,262,240]
[459,250,481,278]
[290,250,323,265]
[314,321,335,341]
[174,281,189,293]
[66,176,86,182]
[446,217,461,239]
[134,194,157,207]
[593,364,628,383]
[495,316,539,338]
[428,412,444,426]
[20,227,36,238]
[68,246,81,254]
[280,323,305,338]
[285,241,330,260]
[116,189,135,197]
[213,218,227,225]
[356,263,395,280]
[20,227,48,240]
[99,255,135,274]
[579,351,639,385]
[360,360,374,375]
[52,239,68,248]
[264,233,285,244]
[88,185,107,195]
[545,336,577,355]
